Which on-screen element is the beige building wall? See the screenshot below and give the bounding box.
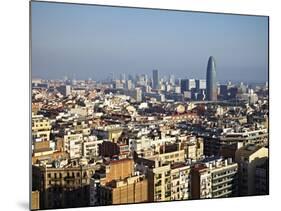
[34,141,50,151]
[104,159,134,183]
[170,165,191,200]
[185,137,204,161]
[235,146,268,196]
[32,116,51,131]
[111,179,148,204]
[147,164,171,202]
[109,129,123,142]
[32,165,97,209]
[159,150,185,164]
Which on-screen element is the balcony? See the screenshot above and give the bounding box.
[213,189,233,198]
[213,171,237,180]
[155,186,162,192]
[212,185,233,193]
[212,177,236,187]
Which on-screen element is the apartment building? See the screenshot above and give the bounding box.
[83,139,103,159]
[203,128,268,157]
[207,158,238,198]
[235,145,269,196]
[219,129,268,147]
[93,126,123,142]
[64,133,83,159]
[191,158,238,199]
[98,175,148,205]
[184,137,204,161]
[158,149,185,165]
[32,163,98,209]
[191,164,212,199]
[32,114,52,142]
[170,163,191,200]
[147,163,171,202]
[90,159,147,206]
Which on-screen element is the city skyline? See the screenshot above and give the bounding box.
[31,2,268,83]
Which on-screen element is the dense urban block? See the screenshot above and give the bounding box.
[31,57,269,209]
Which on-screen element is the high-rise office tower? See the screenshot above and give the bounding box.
[195,79,206,91]
[180,79,196,93]
[180,79,188,93]
[206,56,217,101]
[188,79,196,90]
[152,69,159,89]
[169,74,175,85]
[219,84,228,100]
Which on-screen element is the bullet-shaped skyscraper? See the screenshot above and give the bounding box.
[206,56,217,101]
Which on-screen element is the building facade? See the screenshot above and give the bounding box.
[235,145,269,196]
[191,158,238,199]
[152,69,159,89]
[206,56,217,101]
[32,164,97,209]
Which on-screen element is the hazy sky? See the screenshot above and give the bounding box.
[31,2,268,83]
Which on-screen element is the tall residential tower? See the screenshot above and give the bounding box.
[206,56,217,101]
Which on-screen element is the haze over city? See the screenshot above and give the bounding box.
[31,2,268,82]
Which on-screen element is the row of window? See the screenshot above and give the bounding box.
[213,169,237,178]
[164,153,181,160]
[32,122,50,128]
[47,171,88,179]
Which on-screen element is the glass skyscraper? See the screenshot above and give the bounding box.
[206,56,217,101]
